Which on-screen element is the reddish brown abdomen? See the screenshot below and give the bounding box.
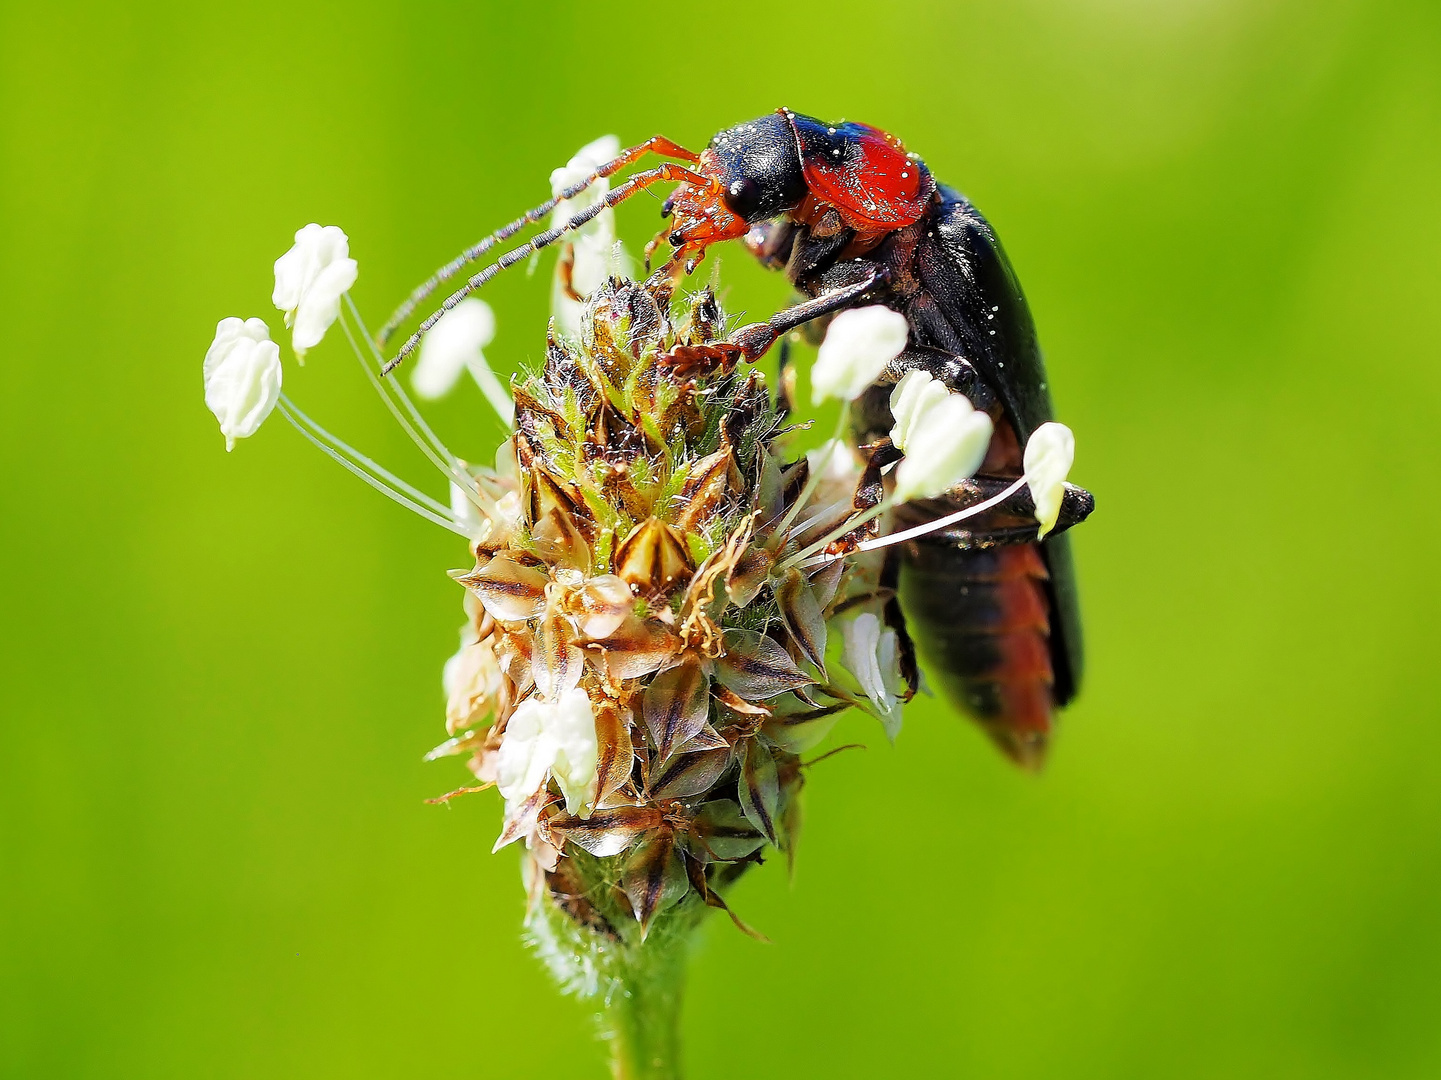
[899,540,1057,768]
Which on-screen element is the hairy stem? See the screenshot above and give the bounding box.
[600,943,688,1080]
[524,853,705,1080]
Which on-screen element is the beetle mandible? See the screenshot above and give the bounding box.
[379,108,1096,767]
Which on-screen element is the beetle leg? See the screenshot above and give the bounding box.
[725,263,891,363]
[657,341,747,381]
[879,549,921,699]
[657,264,888,377]
[888,478,1095,549]
[643,225,671,272]
[555,244,583,302]
[852,345,996,440]
[775,335,797,417]
[646,238,712,286]
[890,346,996,410]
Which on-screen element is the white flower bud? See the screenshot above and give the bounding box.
[411,298,509,419]
[1024,422,1075,539]
[841,613,905,740]
[442,622,504,734]
[546,687,601,816]
[550,136,624,339]
[272,224,358,357]
[202,317,282,451]
[495,688,599,817]
[550,134,621,238]
[891,394,994,502]
[888,369,950,451]
[811,306,908,404]
[496,698,553,811]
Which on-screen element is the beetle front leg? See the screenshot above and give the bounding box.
[725,262,891,362]
[658,263,890,377]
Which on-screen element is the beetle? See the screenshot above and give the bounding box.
[379,109,1095,767]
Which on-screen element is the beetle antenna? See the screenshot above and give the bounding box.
[377,136,701,346]
[382,162,716,375]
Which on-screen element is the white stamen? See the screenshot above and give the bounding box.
[410,298,511,421]
[856,476,1030,554]
[888,369,949,452]
[203,317,281,450]
[340,298,492,519]
[891,394,993,503]
[272,224,358,358]
[810,306,908,404]
[277,396,476,539]
[1024,422,1076,539]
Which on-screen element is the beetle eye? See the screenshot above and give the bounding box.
[722,177,763,220]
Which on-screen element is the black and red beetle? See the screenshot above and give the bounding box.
[380,108,1095,767]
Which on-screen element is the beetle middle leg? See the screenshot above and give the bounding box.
[851,345,997,439]
[887,477,1096,550]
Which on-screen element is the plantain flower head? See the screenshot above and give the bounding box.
[417,277,921,944]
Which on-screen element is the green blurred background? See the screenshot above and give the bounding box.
[3,0,1439,1076]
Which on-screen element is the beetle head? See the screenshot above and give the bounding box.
[660,112,809,262]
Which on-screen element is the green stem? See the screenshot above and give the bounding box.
[600,945,688,1080]
[524,854,703,1080]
